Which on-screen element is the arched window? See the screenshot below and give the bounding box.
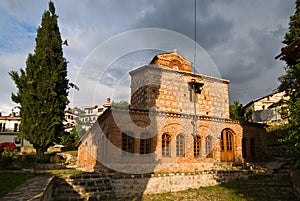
[194,135,201,157]
[122,132,134,155]
[140,133,151,154]
[162,133,171,157]
[176,134,185,156]
[205,135,212,158]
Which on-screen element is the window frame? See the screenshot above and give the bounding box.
[162,133,171,157]
[122,132,134,156]
[194,135,201,157]
[205,135,213,158]
[140,133,151,155]
[176,134,185,157]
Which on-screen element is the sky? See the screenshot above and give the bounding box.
[0,0,295,115]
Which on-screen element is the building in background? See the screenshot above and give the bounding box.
[65,98,111,133]
[64,107,83,133]
[244,91,286,124]
[0,112,31,148]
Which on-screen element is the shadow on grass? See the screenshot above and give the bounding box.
[140,174,298,201]
[219,175,297,201]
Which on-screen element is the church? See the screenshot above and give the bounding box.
[77,50,266,174]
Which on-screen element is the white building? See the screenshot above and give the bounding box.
[65,98,112,132]
[244,91,286,123]
[0,112,31,147]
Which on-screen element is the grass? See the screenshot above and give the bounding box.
[62,150,78,157]
[0,172,40,197]
[141,186,247,201]
[141,176,297,201]
[44,168,83,176]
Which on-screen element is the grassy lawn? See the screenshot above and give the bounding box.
[0,172,40,197]
[141,176,297,201]
[141,186,245,201]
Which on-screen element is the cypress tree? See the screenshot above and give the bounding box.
[9,1,69,159]
[277,0,300,165]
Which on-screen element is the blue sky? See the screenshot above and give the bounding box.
[0,0,295,115]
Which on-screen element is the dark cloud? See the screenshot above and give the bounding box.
[0,0,297,113]
[133,0,234,50]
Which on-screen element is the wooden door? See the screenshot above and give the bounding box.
[220,130,234,162]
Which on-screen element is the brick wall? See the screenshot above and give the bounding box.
[77,109,267,173]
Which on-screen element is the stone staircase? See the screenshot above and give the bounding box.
[51,173,114,201]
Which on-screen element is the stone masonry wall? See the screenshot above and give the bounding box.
[242,123,267,161]
[130,66,230,118]
[110,171,250,198]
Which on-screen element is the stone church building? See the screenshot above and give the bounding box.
[77,51,266,174]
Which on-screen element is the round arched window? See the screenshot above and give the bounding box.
[169,60,182,70]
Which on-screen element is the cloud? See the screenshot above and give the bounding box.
[0,0,296,115]
[0,51,28,115]
[0,7,36,52]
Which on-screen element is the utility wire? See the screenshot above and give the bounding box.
[192,0,198,137]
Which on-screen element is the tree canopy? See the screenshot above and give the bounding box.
[9,1,69,159]
[277,0,300,165]
[111,100,129,109]
[229,100,253,122]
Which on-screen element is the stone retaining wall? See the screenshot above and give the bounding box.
[291,169,300,199]
[110,170,251,198]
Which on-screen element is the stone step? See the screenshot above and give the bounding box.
[52,175,113,200]
[87,192,115,201]
[249,172,290,179]
[51,195,86,201]
[54,180,112,193]
[52,186,85,195]
[273,168,290,174]
[55,178,110,187]
[53,185,112,194]
[71,178,110,186]
[64,173,106,180]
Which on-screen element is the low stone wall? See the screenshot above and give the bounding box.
[1,175,55,201]
[110,170,251,198]
[291,169,300,199]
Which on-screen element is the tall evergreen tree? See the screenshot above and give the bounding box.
[9,1,69,159]
[277,0,300,164]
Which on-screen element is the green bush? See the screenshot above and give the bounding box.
[54,155,66,163]
[2,149,18,160]
[0,149,19,169]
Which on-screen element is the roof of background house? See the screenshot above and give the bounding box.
[244,90,282,109]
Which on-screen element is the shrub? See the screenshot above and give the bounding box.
[0,149,19,169]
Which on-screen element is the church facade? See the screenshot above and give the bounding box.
[77,51,266,174]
